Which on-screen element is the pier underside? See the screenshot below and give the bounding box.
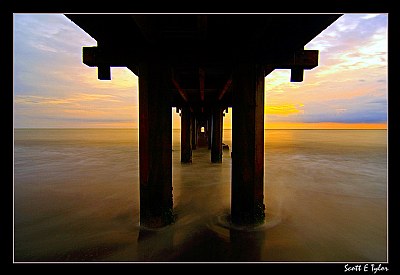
[66,14,342,227]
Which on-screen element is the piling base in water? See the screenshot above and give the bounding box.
[208,211,282,233]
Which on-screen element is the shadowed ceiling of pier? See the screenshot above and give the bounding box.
[65,14,341,116]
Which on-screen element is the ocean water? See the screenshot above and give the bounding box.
[13,128,387,262]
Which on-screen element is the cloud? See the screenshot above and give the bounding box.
[306,14,387,70]
[295,93,387,123]
[13,14,140,128]
[14,14,388,128]
[267,14,388,125]
[265,103,304,116]
[361,14,381,20]
[14,93,121,105]
[14,14,96,52]
[14,89,138,128]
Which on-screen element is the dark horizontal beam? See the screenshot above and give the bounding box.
[83,47,131,67]
[274,50,319,70]
[83,46,318,70]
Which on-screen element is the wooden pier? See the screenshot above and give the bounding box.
[66,14,341,227]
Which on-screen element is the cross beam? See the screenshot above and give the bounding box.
[199,67,205,101]
[172,78,189,103]
[83,46,318,71]
[218,78,232,101]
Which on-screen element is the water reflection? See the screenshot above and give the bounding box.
[137,226,174,261]
[135,144,268,262]
[230,228,266,261]
[14,129,387,262]
[136,218,267,262]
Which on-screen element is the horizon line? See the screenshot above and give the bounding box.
[14,127,388,130]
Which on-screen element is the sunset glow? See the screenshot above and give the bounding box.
[263,122,387,130]
[13,14,387,129]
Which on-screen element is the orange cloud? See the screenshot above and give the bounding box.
[14,93,121,106]
[264,121,387,129]
[265,103,304,115]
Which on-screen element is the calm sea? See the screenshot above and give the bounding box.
[13,128,387,262]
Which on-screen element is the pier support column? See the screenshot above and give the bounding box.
[211,107,223,163]
[139,62,173,228]
[191,116,197,150]
[207,117,212,150]
[181,106,192,163]
[231,63,265,225]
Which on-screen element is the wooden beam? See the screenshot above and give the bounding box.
[263,50,318,78]
[98,65,111,80]
[83,46,97,67]
[211,107,223,163]
[264,65,275,77]
[83,46,318,70]
[218,78,232,101]
[84,46,316,85]
[191,116,197,150]
[181,107,192,163]
[83,46,130,67]
[130,15,158,44]
[197,15,208,40]
[290,68,304,82]
[199,67,205,101]
[172,78,189,103]
[274,50,319,70]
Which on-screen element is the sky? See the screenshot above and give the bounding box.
[13,14,388,129]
